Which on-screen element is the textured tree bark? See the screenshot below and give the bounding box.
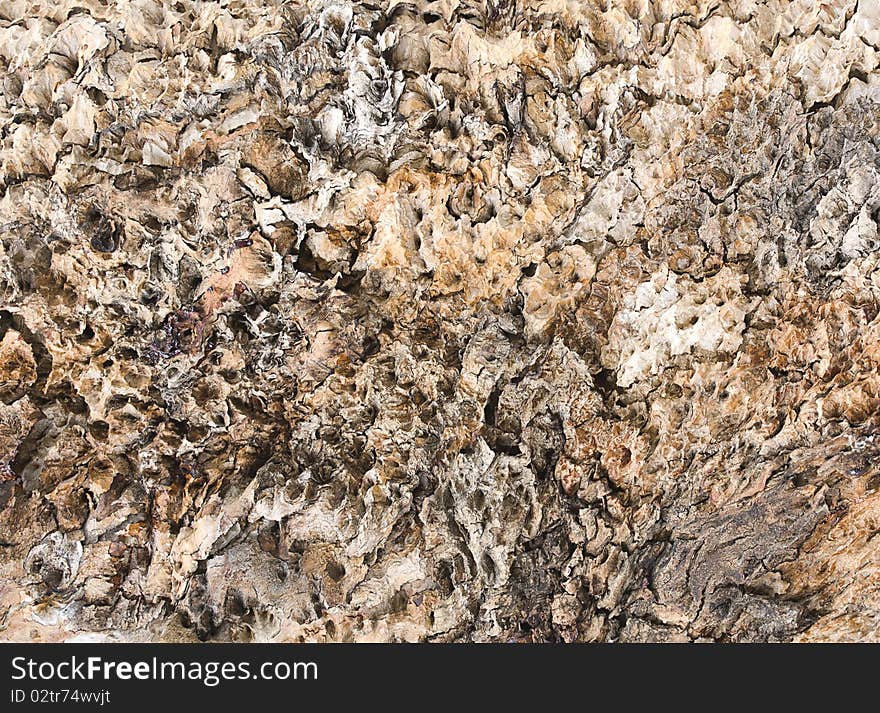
[1,0,879,642]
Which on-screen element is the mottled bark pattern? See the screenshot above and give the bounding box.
[1,0,880,642]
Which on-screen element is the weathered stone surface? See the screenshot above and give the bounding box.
[1,0,879,642]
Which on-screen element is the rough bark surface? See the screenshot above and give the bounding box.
[1,0,880,642]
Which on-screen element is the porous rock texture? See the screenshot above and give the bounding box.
[1,0,880,643]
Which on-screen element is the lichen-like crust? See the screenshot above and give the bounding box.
[1,0,879,642]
